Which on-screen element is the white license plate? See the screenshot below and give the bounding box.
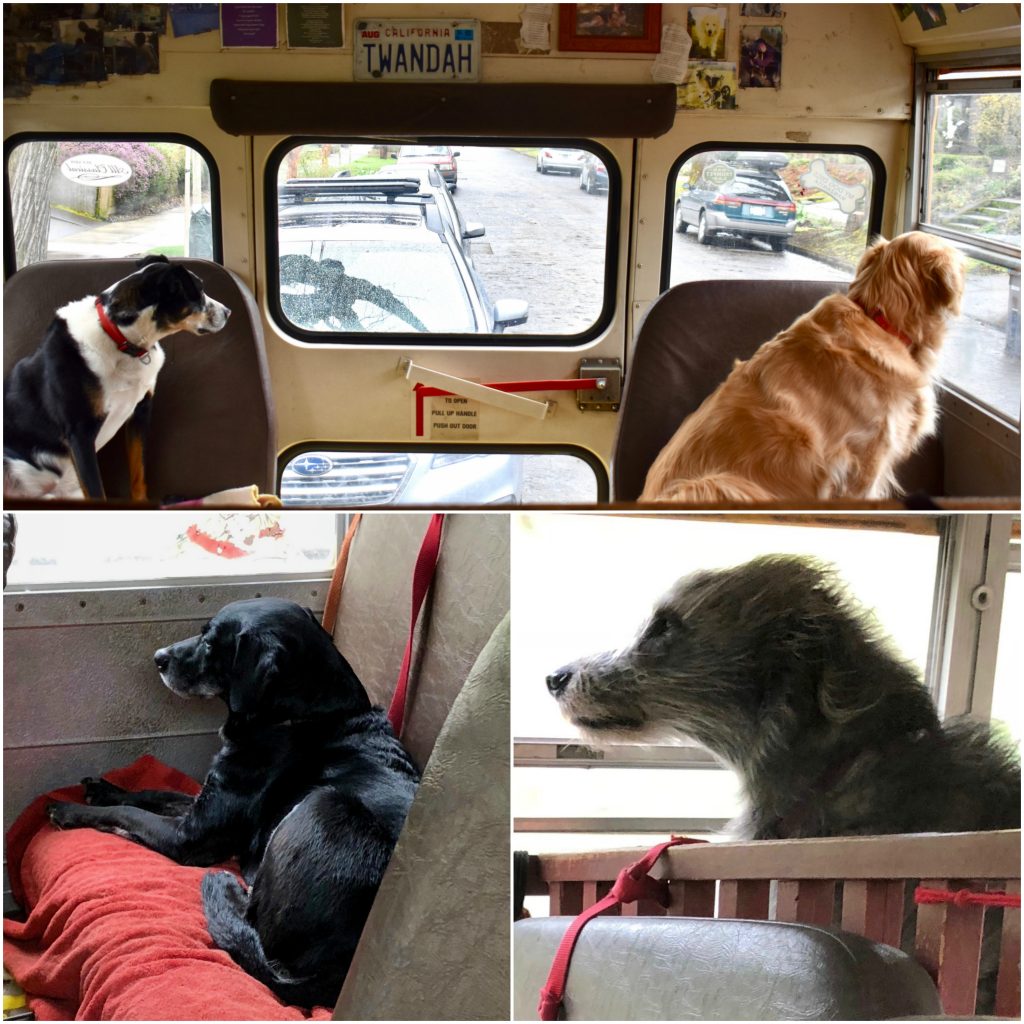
[745,205,768,217]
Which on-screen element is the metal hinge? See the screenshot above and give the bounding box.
[577,357,622,412]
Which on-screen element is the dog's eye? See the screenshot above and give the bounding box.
[640,613,673,645]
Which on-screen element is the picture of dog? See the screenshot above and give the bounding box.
[545,554,1021,840]
[640,231,965,504]
[3,255,230,502]
[688,6,726,60]
[48,598,420,1009]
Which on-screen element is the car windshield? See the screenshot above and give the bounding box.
[400,146,449,157]
[279,236,478,333]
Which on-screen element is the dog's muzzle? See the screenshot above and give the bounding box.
[546,669,573,697]
[199,298,231,333]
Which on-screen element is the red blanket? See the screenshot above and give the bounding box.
[3,756,332,1021]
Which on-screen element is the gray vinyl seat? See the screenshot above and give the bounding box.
[328,514,511,1021]
[611,279,944,502]
[3,258,276,501]
[514,916,943,1020]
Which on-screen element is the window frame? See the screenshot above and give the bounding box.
[276,440,611,504]
[660,141,887,293]
[909,50,1021,422]
[3,131,224,278]
[263,135,621,348]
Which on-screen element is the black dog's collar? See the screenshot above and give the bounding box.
[95,298,151,363]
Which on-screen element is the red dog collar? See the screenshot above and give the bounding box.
[95,298,150,360]
[860,304,914,349]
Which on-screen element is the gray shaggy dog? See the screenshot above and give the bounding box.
[547,554,1020,840]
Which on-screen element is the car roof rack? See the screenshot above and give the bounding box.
[278,177,424,205]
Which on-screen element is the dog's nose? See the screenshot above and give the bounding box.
[546,670,573,697]
[154,648,170,672]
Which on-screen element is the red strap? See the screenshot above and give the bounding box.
[389,514,444,736]
[538,836,708,1020]
[915,886,1022,909]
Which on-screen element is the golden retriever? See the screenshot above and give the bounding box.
[693,10,725,58]
[640,231,965,503]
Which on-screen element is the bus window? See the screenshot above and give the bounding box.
[666,146,881,288]
[918,65,1021,422]
[267,139,614,343]
[5,135,219,270]
[279,449,604,506]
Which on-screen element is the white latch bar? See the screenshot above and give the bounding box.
[400,359,552,421]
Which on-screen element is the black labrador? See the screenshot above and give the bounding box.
[49,597,419,1009]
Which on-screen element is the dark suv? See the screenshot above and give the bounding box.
[276,176,528,334]
[674,170,797,251]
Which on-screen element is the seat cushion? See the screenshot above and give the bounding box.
[3,756,329,1021]
[514,915,943,1020]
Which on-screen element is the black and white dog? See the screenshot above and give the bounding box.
[4,256,230,501]
[49,598,419,1009]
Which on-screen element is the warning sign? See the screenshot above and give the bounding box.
[430,395,480,439]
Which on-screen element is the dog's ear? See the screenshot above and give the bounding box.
[135,254,170,269]
[228,629,283,716]
[920,244,965,317]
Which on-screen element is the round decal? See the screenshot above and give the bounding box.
[60,154,133,187]
[701,162,736,188]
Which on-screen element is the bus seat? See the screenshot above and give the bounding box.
[329,512,510,771]
[612,279,944,502]
[334,614,510,1021]
[2,259,276,500]
[513,916,943,1020]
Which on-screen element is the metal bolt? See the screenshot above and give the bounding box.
[970,584,993,611]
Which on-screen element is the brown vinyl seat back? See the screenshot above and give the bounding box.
[329,512,510,772]
[3,259,276,500]
[612,279,943,501]
[513,916,943,1020]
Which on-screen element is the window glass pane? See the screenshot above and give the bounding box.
[669,148,875,285]
[938,256,1021,419]
[925,91,1021,249]
[512,515,939,740]
[5,512,338,586]
[280,451,600,506]
[991,555,1020,748]
[7,139,215,268]
[272,142,610,337]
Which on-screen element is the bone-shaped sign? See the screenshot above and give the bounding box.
[799,158,866,214]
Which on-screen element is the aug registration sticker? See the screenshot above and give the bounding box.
[354,20,480,82]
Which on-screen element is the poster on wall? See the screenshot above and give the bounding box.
[170,4,220,37]
[739,23,782,88]
[221,3,278,48]
[740,4,782,15]
[286,4,343,48]
[677,61,737,109]
[686,6,727,61]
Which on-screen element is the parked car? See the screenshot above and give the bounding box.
[395,144,459,188]
[578,153,609,195]
[536,147,584,175]
[675,169,797,251]
[276,177,527,334]
[280,450,523,506]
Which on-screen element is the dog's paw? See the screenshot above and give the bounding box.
[47,801,89,830]
[81,777,123,805]
[201,870,249,915]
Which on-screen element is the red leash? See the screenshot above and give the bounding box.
[389,514,445,736]
[538,835,708,1021]
[915,885,1021,909]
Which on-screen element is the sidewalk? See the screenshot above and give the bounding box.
[47,205,187,259]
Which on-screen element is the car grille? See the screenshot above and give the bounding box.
[282,453,411,506]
